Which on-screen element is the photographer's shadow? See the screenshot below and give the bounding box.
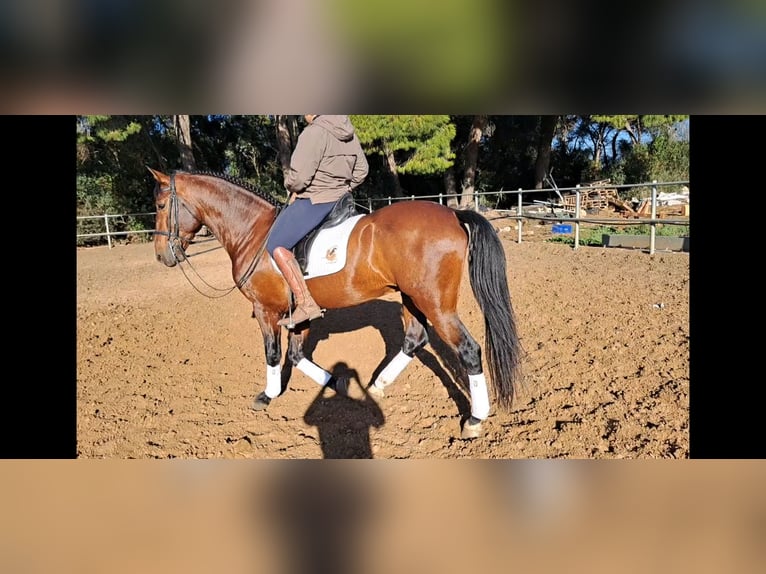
[304,363,385,459]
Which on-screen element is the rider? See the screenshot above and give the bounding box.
[267,115,369,328]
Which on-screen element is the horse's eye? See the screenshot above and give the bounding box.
[157,202,166,209]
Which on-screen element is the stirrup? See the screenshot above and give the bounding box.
[277,305,325,328]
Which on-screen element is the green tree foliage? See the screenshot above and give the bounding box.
[595,115,689,192]
[351,115,456,175]
[78,115,142,145]
[77,115,287,220]
[77,115,159,215]
[471,115,541,193]
[591,115,687,146]
[76,115,689,225]
[610,132,689,191]
[194,115,284,199]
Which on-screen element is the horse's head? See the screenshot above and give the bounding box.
[148,167,204,267]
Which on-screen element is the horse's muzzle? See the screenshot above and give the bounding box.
[156,245,184,267]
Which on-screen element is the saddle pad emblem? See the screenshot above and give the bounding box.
[303,215,363,278]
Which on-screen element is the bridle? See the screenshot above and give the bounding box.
[154,173,189,261]
[154,172,280,298]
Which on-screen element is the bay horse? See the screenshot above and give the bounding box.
[149,168,522,438]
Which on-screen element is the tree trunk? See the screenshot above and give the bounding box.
[140,116,166,171]
[624,118,640,146]
[443,166,459,207]
[174,115,197,171]
[611,132,620,163]
[534,115,557,188]
[460,115,487,208]
[276,115,298,173]
[384,149,403,197]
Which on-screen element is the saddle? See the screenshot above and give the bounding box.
[293,192,358,273]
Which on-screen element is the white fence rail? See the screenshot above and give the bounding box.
[76,212,156,249]
[77,180,689,254]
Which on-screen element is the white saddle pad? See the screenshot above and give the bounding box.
[271,214,365,279]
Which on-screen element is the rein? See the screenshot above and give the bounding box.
[234,220,279,290]
[155,173,282,299]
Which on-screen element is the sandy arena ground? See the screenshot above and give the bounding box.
[76,218,689,458]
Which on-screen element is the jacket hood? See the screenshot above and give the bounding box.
[312,115,355,142]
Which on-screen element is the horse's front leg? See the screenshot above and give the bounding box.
[251,308,284,411]
[288,326,348,396]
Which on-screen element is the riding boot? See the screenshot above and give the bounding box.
[273,246,324,327]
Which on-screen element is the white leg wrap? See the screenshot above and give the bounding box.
[265,364,282,399]
[296,358,332,386]
[469,373,490,420]
[373,351,413,389]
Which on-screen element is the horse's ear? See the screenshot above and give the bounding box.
[146,166,169,185]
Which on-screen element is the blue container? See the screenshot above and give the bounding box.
[552,224,573,234]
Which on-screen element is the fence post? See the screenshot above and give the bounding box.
[517,189,523,244]
[368,198,372,212]
[105,214,112,249]
[388,196,392,206]
[650,181,657,255]
[574,186,581,250]
[439,192,443,205]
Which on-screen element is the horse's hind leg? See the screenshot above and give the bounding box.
[422,309,489,439]
[369,295,428,397]
[453,322,488,438]
[287,328,348,396]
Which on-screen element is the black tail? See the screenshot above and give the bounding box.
[454,209,522,410]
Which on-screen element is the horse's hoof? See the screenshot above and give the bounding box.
[367,384,385,398]
[251,392,271,411]
[461,416,483,439]
[328,376,348,397]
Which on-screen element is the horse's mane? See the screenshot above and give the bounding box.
[177,170,283,208]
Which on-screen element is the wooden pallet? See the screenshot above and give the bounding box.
[562,180,619,212]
